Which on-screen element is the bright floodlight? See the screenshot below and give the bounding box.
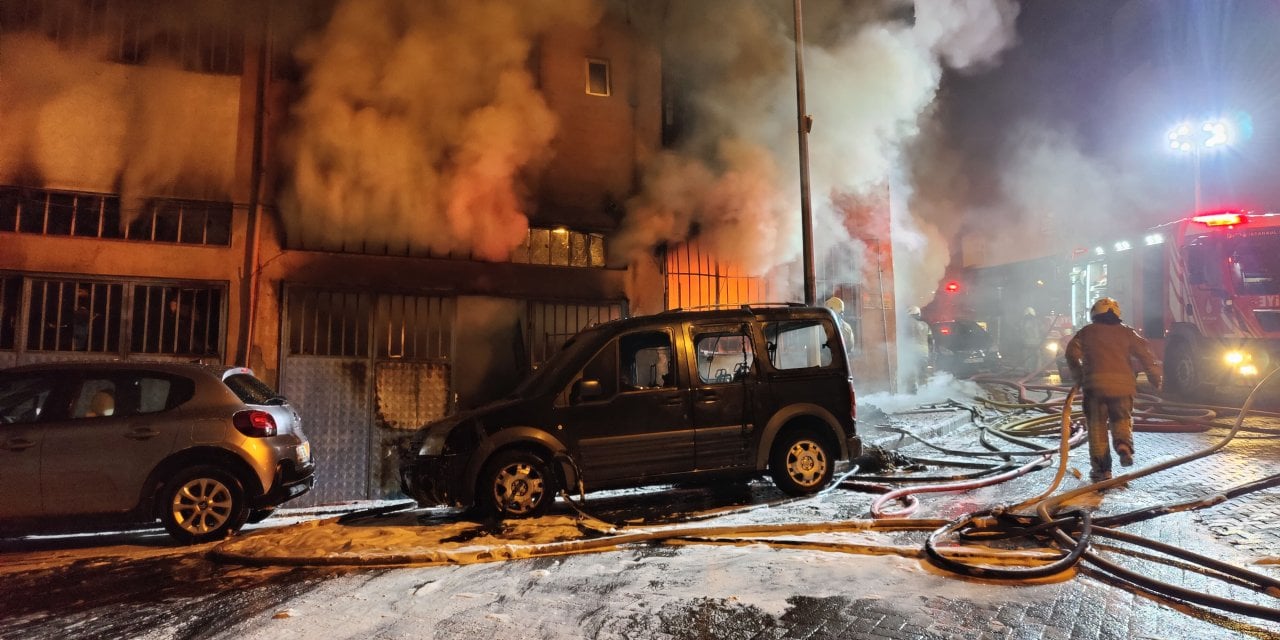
[1203,119,1233,147]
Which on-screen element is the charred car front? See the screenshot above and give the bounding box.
[400,305,860,518]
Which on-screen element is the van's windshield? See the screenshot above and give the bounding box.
[510,325,611,398]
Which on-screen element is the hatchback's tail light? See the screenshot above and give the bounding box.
[233,410,277,437]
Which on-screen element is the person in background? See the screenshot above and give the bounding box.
[905,306,932,392]
[825,296,855,359]
[1017,306,1043,372]
[1065,297,1162,484]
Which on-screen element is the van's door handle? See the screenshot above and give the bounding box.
[124,428,161,440]
[697,390,718,402]
[2,438,35,451]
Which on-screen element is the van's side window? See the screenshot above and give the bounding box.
[764,320,833,370]
[694,333,753,384]
[619,331,674,390]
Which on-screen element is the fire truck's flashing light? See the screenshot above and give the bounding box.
[944,281,960,293]
[1192,212,1246,227]
[939,326,952,335]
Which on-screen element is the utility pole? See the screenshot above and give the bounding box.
[793,0,816,305]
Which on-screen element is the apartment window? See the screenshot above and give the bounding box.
[0,187,232,246]
[511,227,606,268]
[585,58,611,97]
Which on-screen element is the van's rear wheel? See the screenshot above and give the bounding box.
[479,450,558,518]
[769,429,835,495]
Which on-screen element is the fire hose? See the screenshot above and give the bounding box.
[921,367,1280,623]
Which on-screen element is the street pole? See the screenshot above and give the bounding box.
[793,0,816,306]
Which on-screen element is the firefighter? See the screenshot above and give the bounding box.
[1017,307,1042,372]
[1065,298,1162,484]
[825,295,855,357]
[905,306,931,392]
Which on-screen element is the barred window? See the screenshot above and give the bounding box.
[286,290,372,358]
[1,276,21,350]
[511,227,606,268]
[130,285,223,356]
[0,187,232,247]
[526,301,625,368]
[285,289,454,362]
[25,279,124,353]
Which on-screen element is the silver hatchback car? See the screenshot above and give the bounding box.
[0,362,315,543]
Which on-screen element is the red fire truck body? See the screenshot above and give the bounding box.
[1066,210,1280,395]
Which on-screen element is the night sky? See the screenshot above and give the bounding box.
[933,0,1280,244]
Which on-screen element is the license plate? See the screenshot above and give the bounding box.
[297,442,311,464]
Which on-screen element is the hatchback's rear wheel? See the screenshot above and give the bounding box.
[769,429,835,495]
[479,449,558,518]
[160,465,249,544]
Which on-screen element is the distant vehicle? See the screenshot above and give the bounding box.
[0,362,314,543]
[931,320,1001,375]
[1064,210,1280,396]
[400,305,860,518]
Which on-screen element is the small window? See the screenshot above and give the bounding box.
[586,58,611,97]
[764,320,833,370]
[695,332,754,384]
[223,373,282,405]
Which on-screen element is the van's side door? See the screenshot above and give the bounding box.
[687,322,757,470]
[553,329,694,484]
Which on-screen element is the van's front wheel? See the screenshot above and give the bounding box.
[479,449,558,518]
[769,429,835,495]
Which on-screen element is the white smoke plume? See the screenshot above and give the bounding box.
[612,0,1020,307]
[280,0,601,259]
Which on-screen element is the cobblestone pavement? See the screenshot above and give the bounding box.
[757,392,1280,640]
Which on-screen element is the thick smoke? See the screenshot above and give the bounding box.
[0,32,239,222]
[612,0,1020,308]
[280,0,600,259]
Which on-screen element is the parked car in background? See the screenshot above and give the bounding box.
[0,362,314,543]
[401,305,860,519]
[931,320,1001,376]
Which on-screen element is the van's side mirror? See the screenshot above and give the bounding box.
[574,379,603,402]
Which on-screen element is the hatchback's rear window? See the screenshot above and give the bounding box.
[223,373,283,405]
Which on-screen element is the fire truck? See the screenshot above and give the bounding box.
[1064,210,1280,396]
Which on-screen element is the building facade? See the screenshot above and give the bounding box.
[1,0,897,504]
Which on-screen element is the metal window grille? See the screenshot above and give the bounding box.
[1,0,245,75]
[374,295,453,362]
[286,290,372,358]
[526,301,625,368]
[665,241,771,310]
[511,227,606,268]
[0,187,231,246]
[25,279,124,353]
[816,248,863,351]
[129,284,223,355]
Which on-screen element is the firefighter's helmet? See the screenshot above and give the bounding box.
[1090,297,1121,319]
[825,296,845,314]
[907,306,922,317]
